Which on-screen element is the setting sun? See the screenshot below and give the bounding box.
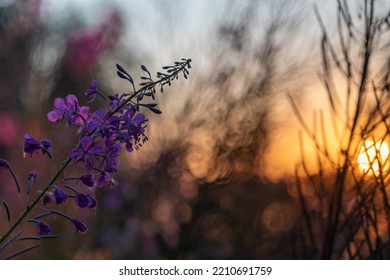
[357,140,389,175]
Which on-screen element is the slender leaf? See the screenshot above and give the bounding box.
[2,201,10,222]
[4,243,41,260]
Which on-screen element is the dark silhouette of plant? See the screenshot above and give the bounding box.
[290,0,390,259]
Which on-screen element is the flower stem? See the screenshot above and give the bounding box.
[108,59,191,117]
[0,158,71,246]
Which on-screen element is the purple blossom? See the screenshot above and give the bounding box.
[47,96,70,122]
[37,221,51,235]
[118,110,148,152]
[85,79,98,99]
[23,134,41,157]
[54,188,67,205]
[23,134,52,158]
[71,218,88,233]
[47,95,83,127]
[86,109,121,138]
[108,93,127,113]
[97,172,118,188]
[41,192,53,205]
[101,139,121,173]
[80,174,95,187]
[75,192,92,208]
[69,136,103,170]
[75,106,91,127]
[87,194,97,208]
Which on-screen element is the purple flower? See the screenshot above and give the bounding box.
[85,79,98,98]
[41,192,53,205]
[37,221,51,235]
[75,192,92,208]
[101,139,121,173]
[86,194,97,208]
[118,110,148,152]
[23,134,52,158]
[97,172,117,188]
[108,93,127,113]
[87,109,108,134]
[71,218,88,233]
[54,188,67,205]
[75,106,90,127]
[47,95,82,127]
[69,136,103,170]
[87,109,120,138]
[80,174,95,187]
[0,159,10,168]
[23,134,41,157]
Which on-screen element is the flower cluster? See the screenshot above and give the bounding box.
[48,85,148,187]
[0,58,191,259]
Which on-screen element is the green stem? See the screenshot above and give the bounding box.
[0,158,71,246]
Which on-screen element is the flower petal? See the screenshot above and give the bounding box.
[47,111,62,122]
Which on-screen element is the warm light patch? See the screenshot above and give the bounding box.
[357,140,389,175]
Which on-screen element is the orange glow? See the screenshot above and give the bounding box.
[357,140,389,175]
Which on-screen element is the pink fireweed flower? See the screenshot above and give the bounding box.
[47,95,87,127]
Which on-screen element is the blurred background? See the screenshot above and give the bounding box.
[1,0,389,259]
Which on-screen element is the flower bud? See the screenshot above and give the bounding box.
[37,221,51,235]
[71,218,88,233]
[54,188,67,205]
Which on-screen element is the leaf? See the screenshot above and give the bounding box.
[8,168,20,194]
[3,201,10,222]
[148,107,162,114]
[116,63,130,76]
[117,71,134,84]
[19,235,60,241]
[4,243,41,260]
[0,229,24,252]
[144,103,158,107]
